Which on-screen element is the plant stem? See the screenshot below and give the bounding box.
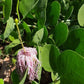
[15,18,25,52]
[16,0,20,20]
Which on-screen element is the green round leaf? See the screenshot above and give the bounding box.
[62,28,84,56]
[38,44,60,72]
[58,50,84,84]
[47,1,61,26]
[53,22,69,46]
[78,4,84,26]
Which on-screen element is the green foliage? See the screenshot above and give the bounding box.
[36,0,48,26]
[3,0,12,23]
[12,58,16,65]
[22,21,31,42]
[0,79,4,84]
[64,6,74,20]
[4,17,14,39]
[0,0,5,6]
[42,26,48,42]
[53,22,69,46]
[51,72,58,81]
[0,50,2,56]
[47,1,61,26]
[11,69,20,84]
[58,50,84,84]
[5,39,20,53]
[62,28,84,56]
[78,4,84,26]
[9,35,15,41]
[32,81,39,84]
[22,21,31,34]
[0,0,84,83]
[38,44,60,72]
[19,0,39,18]
[19,68,28,84]
[32,28,44,45]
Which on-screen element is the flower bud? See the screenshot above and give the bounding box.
[15,18,19,23]
[16,47,41,81]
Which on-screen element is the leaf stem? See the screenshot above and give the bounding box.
[15,18,25,52]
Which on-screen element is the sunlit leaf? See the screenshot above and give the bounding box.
[32,28,44,45]
[38,44,60,72]
[19,0,39,18]
[0,79,4,84]
[4,17,14,39]
[78,4,84,26]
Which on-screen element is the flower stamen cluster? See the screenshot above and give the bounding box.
[16,47,41,81]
